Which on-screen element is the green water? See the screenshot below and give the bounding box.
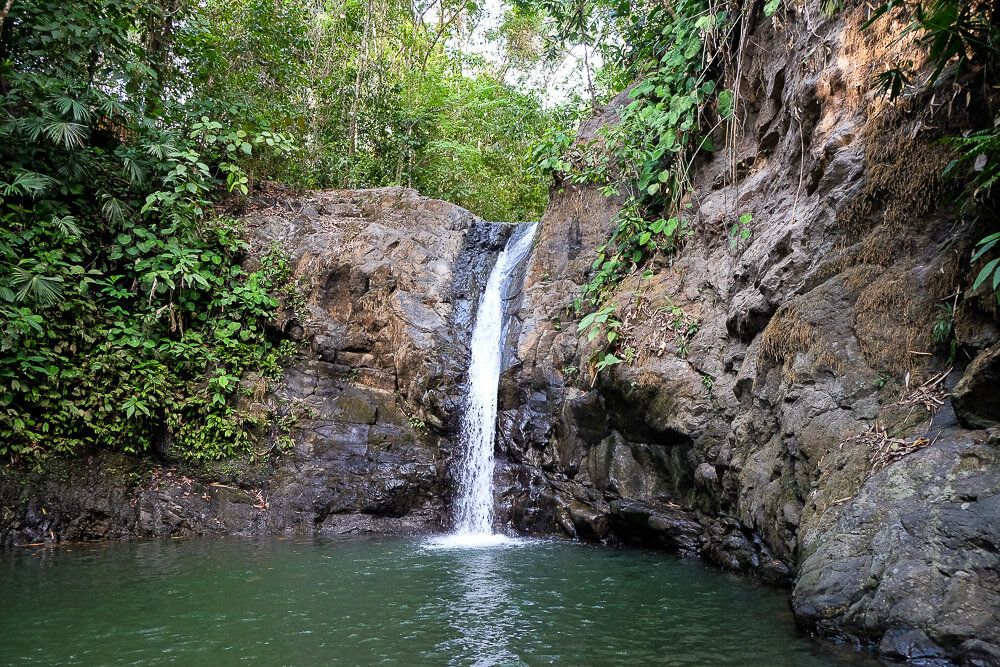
[0,536,875,666]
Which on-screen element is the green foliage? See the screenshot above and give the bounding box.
[529,126,577,180]
[0,0,566,464]
[863,1,1000,306]
[577,304,620,343]
[946,127,1000,199]
[864,0,1000,325]
[0,0,300,463]
[260,0,556,222]
[944,120,1000,303]
[535,0,727,374]
[931,302,957,361]
[584,1,732,303]
[660,301,700,359]
[729,213,753,251]
[536,0,728,309]
[971,231,1000,296]
[400,69,553,221]
[594,353,623,373]
[864,0,999,98]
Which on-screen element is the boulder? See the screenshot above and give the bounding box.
[953,343,1000,429]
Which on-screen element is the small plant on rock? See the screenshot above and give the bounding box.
[729,213,753,251]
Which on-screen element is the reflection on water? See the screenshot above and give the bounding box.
[443,548,519,665]
[0,536,879,666]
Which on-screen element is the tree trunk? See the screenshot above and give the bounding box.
[0,0,16,38]
[348,4,373,158]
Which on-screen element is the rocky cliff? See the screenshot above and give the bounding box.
[493,3,1000,665]
[0,188,502,543]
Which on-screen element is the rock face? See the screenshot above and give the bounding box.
[491,3,1000,665]
[0,187,503,544]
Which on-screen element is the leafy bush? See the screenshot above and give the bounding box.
[528,0,728,372]
[0,0,298,463]
[531,0,729,310]
[0,0,567,464]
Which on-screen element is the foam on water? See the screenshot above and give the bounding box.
[422,533,525,550]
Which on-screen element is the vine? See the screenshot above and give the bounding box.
[534,0,734,376]
[580,1,730,312]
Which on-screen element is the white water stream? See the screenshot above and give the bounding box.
[437,221,538,547]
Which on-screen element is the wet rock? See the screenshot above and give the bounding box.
[953,343,1000,429]
[793,434,1000,660]
[608,499,701,555]
[957,639,1000,667]
[694,463,718,488]
[492,2,1000,663]
[878,628,948,664]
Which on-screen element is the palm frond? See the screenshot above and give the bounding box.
[56,151,89,181]
[98,96,128,118]
[122,156,147,186]
[100,194,129,225]
[144,142,171,159]
[51,214,82,237]
[53,96,92,122]
[10,268,65,305]
[1,170,54,198]
[18,116,48,142]
[42,121,87,149]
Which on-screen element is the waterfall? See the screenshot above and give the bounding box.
[452,221,538,538]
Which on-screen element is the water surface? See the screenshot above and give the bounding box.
[0,536,876,666]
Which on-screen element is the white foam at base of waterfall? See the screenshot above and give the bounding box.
[423,533,525,550]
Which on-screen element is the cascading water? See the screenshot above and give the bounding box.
[446,221,538,544]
